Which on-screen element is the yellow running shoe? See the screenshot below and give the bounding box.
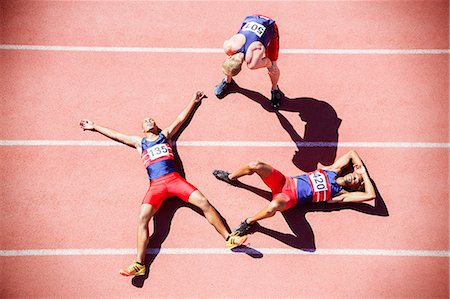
[226,234,248,249]
[119,260,146,277]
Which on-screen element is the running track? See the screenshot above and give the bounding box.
[1,1,448,298]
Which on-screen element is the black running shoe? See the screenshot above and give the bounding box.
[270,88,284,108]
[213,170,235,184]
[232,219,253,236]
[214,79,235,99]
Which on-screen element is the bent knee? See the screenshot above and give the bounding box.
[191,194,211,211]
[198,197,211,210]
[248,161,265,172]
[270,196,287,212]
[138,211,152,225]
[267,63,279,73]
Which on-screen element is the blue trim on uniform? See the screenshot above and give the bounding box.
[293,169,343,204]
[236,15,275,58]
[294,175,313,204]
[324,170,343,198]
[141,134,176,181]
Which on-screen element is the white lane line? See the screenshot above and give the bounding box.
[179,141,450,148]
[1,248,448,257]
[282,49,450,55]
[0,44,222,53]
[1,44,449,55]
[0,140,449,148]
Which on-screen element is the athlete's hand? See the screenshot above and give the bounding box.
[223,39,236,56]
[353,164,366,174]
[193,90,206,102]
[80,119,95,131]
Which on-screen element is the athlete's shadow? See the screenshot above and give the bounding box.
[216,86,389,250]
[132,197,263,287]
[132,100,262,288]
[229,179,388,251]
[132,197,192,287]
[227,83,342,172]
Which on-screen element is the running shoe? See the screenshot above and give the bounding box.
[270,88,284,108]
[232,219,253,236]
[119,260,146,277]
[214,79,234,99]
[226,234,248,249]
[213,170,235,184]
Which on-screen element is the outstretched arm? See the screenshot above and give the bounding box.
[162,91,205,139]
[79,119,142,150]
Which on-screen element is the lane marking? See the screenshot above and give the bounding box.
[282,49,450,55]
[0,140,449,148]
[1,44,449,55]
[1,248,448,257]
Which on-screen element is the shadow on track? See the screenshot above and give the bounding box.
[222,82,342,172]
[227,179,388,252]
[216,83,388,250]
[133,100,262,288]
[132,196,263,288]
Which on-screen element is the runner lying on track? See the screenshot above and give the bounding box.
[213,150,376,236]
[214,14,283,108]
[79,91,247,277]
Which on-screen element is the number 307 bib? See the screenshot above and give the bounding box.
[307,169,332,202]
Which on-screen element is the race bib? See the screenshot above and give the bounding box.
[141,143,172,167]
[146,144,170,160]
[242,21,266,37]
[309,171,328,193]
[308,170,331,202]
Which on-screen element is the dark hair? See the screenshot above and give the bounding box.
[343,180,364,192]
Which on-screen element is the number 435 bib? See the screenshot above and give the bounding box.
[307,169,332,202]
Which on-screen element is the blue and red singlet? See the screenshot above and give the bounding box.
[236,15,279,60]
[140,133,176,181]
[294,169,343,204]
[140,133,197,210]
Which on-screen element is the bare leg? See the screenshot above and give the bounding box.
[188,190,229,239]
[268,61,280,90]
[228,161,274,180]
[228,162,286,225]
[136,204,157,263]
[246,195,287,225]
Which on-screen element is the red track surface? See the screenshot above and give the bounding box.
[1,1,448,298]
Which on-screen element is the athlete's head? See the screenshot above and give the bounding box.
[222,54,244,77]
[341,171,364,191]
[142,117,159,134]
